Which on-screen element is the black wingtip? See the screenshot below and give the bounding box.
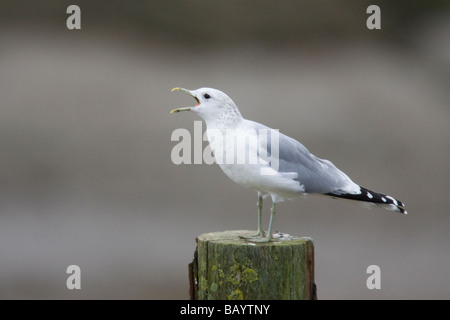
[326,187,407,214]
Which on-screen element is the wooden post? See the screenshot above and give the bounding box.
[189,230,316,300]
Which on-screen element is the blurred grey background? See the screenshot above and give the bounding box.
[0,0,449,299]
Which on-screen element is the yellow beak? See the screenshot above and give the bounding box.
[170,87,201,113]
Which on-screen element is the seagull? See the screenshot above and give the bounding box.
[171,87,406,242]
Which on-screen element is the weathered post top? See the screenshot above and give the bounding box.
[189,230,316,300]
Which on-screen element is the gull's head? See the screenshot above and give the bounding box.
[171,87,242,127]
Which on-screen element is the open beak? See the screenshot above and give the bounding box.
[170,87,200,113]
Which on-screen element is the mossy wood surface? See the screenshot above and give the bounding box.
[189,230,316,300]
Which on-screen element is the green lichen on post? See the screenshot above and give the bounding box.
[210,282,219,293]
[191,230,315,300]
[242,268,258,283]
[227,289,244,300]
[200,276,208,292]
[226,260,258,286]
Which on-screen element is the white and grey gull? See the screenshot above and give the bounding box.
[171,87,406,242]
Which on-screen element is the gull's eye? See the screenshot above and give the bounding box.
[203,93,211,99]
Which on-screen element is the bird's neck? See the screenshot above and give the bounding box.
[204,109,243,131]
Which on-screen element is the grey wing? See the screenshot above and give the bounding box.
[252,121,360,195]
[245,120,406,213]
